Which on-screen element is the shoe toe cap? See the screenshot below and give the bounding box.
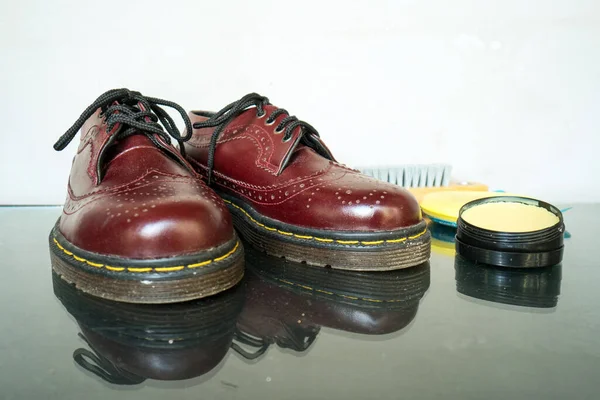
[60,180,234,259]
[288,172,422,232]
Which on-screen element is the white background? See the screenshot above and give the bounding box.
[1,0,598,205]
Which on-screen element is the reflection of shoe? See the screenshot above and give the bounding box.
[455,255,562,308]
[232,245,430,360]
[185,93,430,271]
[50,89,243,303]
[53,272,244,383]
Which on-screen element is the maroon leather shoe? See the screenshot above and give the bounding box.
[185,93,430,271]
[49,89,244,303]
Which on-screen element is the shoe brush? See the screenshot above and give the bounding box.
[356,164,488,203]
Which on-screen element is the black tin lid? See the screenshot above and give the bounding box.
[455,196,565,268]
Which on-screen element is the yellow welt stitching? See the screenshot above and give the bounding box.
[188,241,240,266]
[52,236,239,273]
[361,240,385,245]
[127,267,152,273]
[315,289,334,295]
[385,237,408,243]
[213,241,240,262]
[155,266,185,272]
[213,253,229,262]
[85,260,104,268]
[298,284,313,290]
[362,298,383,303]
[54,239,74,255]
[314,237,334,243]
[276,277,405,303]
[187,260,212,268]
[222,198,428,245]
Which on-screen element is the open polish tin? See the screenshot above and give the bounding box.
[455,196,565,268]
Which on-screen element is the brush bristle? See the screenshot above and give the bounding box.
[357,164,452,188]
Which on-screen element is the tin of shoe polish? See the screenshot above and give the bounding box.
[455,196,564,268]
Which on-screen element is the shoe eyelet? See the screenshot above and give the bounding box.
[282,135,292,143]
[256,111,266,119]
[274,126,284,134]
[265,117,275,126]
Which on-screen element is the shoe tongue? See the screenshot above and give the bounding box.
[253,105,336,167]
[193,105,336,174]
[102,132,156,165]
[101,131,191,178]
[113,131,156,151]
[109,100,159,151]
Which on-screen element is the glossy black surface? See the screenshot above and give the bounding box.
[0,206,598,399]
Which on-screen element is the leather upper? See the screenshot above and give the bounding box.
[185,105,422,232]
[58,108,233,259]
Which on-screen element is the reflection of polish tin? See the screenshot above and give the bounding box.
[456,196,564,268]
[455,255,562,308]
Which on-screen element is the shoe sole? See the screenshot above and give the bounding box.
[221,194,431,271]
[49,221,244,304]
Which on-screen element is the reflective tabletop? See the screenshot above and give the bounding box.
[1,205,598,399]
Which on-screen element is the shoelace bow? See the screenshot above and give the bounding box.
[73,333,145,385]
[230,328,270,360]
[193,93,322,185]
[230,324,319,360]
[54,88,192,180]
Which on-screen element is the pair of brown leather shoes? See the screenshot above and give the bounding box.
[49,89,431,304]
